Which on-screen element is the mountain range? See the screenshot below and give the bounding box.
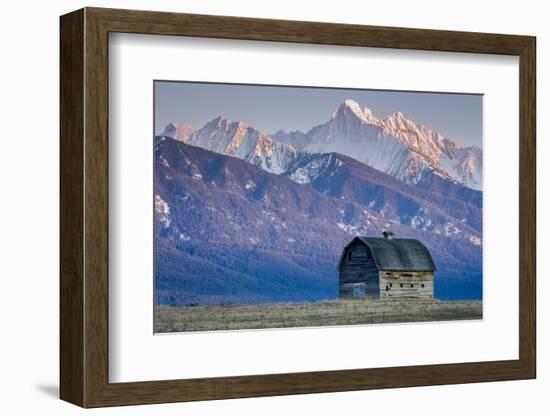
[161,99,482,190]
[155,99,483,305]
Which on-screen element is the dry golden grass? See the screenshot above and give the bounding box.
[154,298,482,333]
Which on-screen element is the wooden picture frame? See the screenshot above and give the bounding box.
[60,7,536,408]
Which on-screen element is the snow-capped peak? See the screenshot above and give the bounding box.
[164,122,177,132]
[184,116,301,175]
[341,99,363,116]
[305,99,482,190]
[160,122,195,142]
[332,99,377,124]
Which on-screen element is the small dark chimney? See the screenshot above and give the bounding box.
[383,231,394,240]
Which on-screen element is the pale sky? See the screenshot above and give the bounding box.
[154,80,483,148]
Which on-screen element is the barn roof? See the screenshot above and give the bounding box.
[337,236,437,272]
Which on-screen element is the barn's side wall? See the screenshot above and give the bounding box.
[379,271,434,298]
[339,241,379,298]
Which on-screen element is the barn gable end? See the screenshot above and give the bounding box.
[338,238,379,298]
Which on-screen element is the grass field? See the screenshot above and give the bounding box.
[154,298,482,333]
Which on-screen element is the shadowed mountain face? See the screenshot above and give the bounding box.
[154,137,482,306]
[283,152,482,231]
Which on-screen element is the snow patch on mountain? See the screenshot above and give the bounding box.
[287,153,343,185]
[155,194,171,228]
[179,233,191,241]
[469,235,482,246]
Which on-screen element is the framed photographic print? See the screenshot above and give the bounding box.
[60,7,536,408]
[152,81,484,333]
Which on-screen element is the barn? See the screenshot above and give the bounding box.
[337,232,436,299]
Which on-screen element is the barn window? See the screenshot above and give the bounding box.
[410,284,414,288]
[421,283,425,288]
[385,285,389,291]
[389,283,393,288]
[400,283,403,288]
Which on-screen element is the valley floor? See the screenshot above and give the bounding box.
[154,298,482,333]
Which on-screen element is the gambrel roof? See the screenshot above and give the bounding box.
[337,236,437,272]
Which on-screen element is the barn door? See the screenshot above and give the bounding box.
[352,283,366,297]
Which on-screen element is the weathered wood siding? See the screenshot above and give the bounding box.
[378,271,434,299]
[339,241,379,298]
